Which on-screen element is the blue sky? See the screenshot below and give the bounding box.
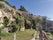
[7,0,53,20]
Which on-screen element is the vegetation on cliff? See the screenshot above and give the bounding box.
[0,0,53,40]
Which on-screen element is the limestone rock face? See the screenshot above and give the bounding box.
[31,31,39,40]
[20,27,25,31]
[31,37,35,40]
[0,8,17,25]
[39,30,53,40]
[30,30,53,40]
[0,10,4,27]
[2,27,9,33]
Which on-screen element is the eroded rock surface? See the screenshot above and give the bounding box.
[31,30,53,40]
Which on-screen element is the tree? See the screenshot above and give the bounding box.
[9,22,18,40]
[18,5,27,11]
[18,16,25,31]
[42,17,47,30]
[13,13,25,31]
[25,19,31,29]
[10,14,20,40]
[0,0,4,1]
[12,6,16,9]
[32,17,42,31]
[35,17,42,31]
[3,17,9,27]
[10,24,18,32]
[11,23,18,40]
[0,0,7,1]
[32,19,36,29]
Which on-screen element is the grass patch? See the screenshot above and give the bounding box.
[46,32,53,38]
[16,29,35,40]
[2,29,35,40]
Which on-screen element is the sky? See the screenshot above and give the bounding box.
[6,0,53,21]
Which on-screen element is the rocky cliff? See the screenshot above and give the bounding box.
[0,1,53,32]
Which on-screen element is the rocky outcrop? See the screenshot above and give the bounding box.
[31,31,39,40]
[19,27,25,31]
[39,30,53,40]
[31,30,53,40]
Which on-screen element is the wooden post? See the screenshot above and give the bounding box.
[13,33,16,40]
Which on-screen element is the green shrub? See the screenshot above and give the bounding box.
[9,24,18,33]
[3,17,9,27]
[51,31,53,35]
[0,3,4,8]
